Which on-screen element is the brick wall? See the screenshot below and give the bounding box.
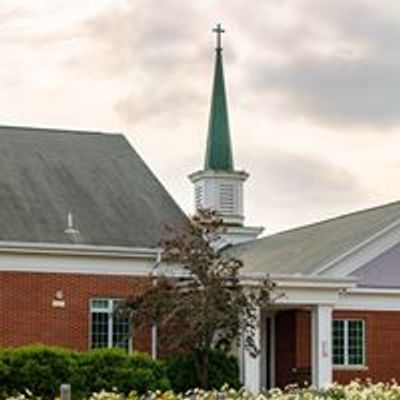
[0,271,152,353]
[274,309,400,387]
[333,310,400,383]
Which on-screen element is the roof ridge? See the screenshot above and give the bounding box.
[0,124,121,136]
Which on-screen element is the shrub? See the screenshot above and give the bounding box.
[79,348,170,395]
[0,346,237,397]
[0,357,10,398]
[163,350,239,392]
[0,345,84,399]
[0,346,169,399]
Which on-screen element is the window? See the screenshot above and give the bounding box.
[90,299,131,351]
[333,319,365,366]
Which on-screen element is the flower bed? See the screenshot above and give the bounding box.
[5,381,400,400]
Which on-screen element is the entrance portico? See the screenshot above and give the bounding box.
[241,276,355,392]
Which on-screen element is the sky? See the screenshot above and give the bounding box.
[2,0,400,235]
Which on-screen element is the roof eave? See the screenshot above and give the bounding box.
[0,241,162,259]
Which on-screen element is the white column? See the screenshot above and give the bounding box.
[243,307,263,393]
[311,305,333,388]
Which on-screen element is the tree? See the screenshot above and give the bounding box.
[123,210,276,388]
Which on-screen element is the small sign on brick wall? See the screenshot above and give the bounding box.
[52,299,66,308]
[52,290,65,308]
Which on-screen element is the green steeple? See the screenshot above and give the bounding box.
[204,24,234,171]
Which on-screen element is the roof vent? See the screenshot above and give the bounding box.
[64,211,82,243]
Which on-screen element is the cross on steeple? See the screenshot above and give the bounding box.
[213,23,225,51]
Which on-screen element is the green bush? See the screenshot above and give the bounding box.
[0,346,238,398]
[163,350,239,392]
[79,348,170,395]
[0,346,169,399]
[0,345,84,399]
[0,357,10,397]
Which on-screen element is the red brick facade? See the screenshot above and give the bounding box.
[3,271,400,386]
[0,271,152,353]
[275,309,400,387]
[333,310,400,383]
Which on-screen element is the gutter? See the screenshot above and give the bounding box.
[347,287,400,296]
[240,272,357,289]
[0,241,161,259]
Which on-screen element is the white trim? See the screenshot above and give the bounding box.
[89,298,131,351]
[0,252,155,276]
[260,311,267,390]
[336,288,400,310]
[0,241,161,258]
[220,225,264,246]
[189,169,249,182]
[243,306,262,392]
[332,319,365,368]
[349,287,400,295]
[269,314,276,389]
[311,305,333,389]
[314,216,400,277]
[242,272,357,287]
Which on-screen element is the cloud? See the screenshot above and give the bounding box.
[1,0,399,234]
[252,58,400,128]
[244,149,372,233]
[65,1,220,126]
[74,1,207,74]
[247,0,400,129]
[251,150,367,206]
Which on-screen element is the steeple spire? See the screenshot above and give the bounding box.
[204,24,234,171]
[190,24,263,242]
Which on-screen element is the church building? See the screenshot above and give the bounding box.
[2,25,400,391]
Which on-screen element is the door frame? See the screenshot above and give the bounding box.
[261,312,276,389]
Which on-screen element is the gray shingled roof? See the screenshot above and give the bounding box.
[351,242,400,288]
[229,201,400,275]
[0,125,187,247]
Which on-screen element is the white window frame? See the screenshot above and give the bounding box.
[89,298,132,351]
[333,319,366,368]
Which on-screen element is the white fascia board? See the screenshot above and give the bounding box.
[0,246,189,278]
[0,241,161,258]
[313,216,400,278]
[349,287,400,295]
[336,287,400,311]
[241,273,356,306]
[241,272,357,289]
[0,242,163,276]
[275,286,341,306]
[0,252,153,276]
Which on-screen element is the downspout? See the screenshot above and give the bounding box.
[151,249,162,359]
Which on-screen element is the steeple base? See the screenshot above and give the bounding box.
[220,225,264,247]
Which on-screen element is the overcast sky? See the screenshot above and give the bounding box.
[2,0,400,235]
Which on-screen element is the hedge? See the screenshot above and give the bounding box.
[0,346,239,399]
[164,351,239,392]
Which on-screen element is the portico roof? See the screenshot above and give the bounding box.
[229,200,400,276]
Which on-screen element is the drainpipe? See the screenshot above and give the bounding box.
[151,249,162,359]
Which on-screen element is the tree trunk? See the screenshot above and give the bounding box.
[194,350,210,389]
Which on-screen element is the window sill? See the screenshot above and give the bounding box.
[333,365,368,371]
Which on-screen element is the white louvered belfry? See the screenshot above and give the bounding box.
[189,169,248,226]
